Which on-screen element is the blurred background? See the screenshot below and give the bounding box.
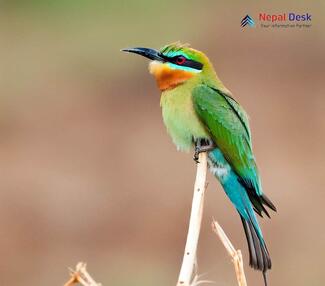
[0,0,324,285]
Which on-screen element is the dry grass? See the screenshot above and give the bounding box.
[64,263,101,286]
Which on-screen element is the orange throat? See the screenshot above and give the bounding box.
[149,61,194,91]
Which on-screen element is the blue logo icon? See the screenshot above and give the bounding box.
[241,15,255,27]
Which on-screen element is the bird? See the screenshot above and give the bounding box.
[122,42,276,285]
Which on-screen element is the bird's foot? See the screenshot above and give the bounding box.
[193,138,215,163]
[193,146,200,163]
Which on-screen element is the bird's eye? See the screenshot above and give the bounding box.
[175,56,186,65]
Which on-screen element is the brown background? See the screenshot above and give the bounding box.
[0,1,324,285]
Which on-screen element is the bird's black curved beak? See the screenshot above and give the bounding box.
[121,47,165,62]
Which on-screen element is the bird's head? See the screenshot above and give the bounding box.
[122,42,216,91]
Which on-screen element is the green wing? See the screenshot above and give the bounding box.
[192,84,262,195]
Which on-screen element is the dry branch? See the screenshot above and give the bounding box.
[212,220,247,286]
[64,262,101,286]
[176,152,208,286]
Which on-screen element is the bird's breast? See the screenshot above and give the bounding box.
[160,86,210,151]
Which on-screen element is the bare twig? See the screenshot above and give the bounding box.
[64,262,102,286]
[176,152,208,286]
[212,220,247,286]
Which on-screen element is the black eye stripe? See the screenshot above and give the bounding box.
[159,53,203,70]
[182,59,203,70]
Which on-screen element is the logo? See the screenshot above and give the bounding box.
[241,13,312,29]
[241,15,255,27]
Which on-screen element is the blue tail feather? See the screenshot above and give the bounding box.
[208,148,271,279]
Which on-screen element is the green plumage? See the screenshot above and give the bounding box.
[192,84,262,196]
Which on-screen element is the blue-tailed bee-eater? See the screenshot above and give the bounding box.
[122,42,276,285]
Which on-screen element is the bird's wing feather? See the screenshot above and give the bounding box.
[192,84,262,196]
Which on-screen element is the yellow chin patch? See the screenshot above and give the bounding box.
[149,61,194,91]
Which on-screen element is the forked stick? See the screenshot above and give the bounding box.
[176,152,208,286]
[212,220,247,286]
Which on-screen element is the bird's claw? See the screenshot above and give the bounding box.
[193,138,215,164]
[193,156,200,164]
[193,146,200,163]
